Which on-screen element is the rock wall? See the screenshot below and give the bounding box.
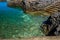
[8,0,58,11]
[19,0,59,12]
[7,0,60,16]
[22,0,56,11]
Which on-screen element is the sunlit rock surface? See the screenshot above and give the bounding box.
[7,0,59,16]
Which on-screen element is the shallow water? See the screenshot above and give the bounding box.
[0,2,48,38]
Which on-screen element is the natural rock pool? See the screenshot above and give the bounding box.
[0,2,48,38]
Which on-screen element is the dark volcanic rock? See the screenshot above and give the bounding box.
[42,11,60,36]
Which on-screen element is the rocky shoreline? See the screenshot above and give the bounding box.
[7,0,58,16]
[7,0,60,36]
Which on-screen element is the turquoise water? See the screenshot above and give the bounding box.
[0,2,48,38]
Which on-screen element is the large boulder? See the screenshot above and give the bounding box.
[42,10,60,36]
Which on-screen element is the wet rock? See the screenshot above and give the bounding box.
[42,11,60,36]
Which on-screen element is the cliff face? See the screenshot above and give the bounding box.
[21,0,55,11]
[8,0,58,10]
[8,0,60,16]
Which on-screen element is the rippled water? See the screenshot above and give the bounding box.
[0,2,48,38]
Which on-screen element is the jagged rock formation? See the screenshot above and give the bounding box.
[7,0,60,16]
[21,0,58,11]
[42,10,60,36]
[8,0,56,10]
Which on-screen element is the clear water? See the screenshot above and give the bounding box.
[0,2,48,38]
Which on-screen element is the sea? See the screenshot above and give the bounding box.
[0,2,48,38]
